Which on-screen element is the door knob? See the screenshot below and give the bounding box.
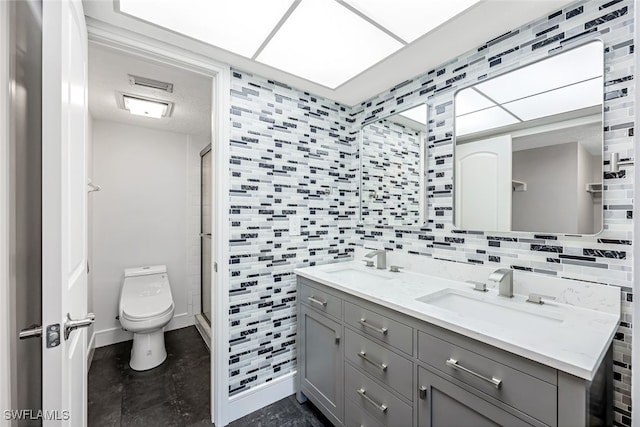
[64,313,95,340]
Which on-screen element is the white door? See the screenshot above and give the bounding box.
[455,135,512,231]
[42,0,91,425]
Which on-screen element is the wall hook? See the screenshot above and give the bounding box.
[87,180,101,193]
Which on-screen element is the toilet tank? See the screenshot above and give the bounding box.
[124,265,167,278]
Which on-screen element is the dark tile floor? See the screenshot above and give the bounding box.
[88,326,331,427]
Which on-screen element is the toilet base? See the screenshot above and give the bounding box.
[129,329,167,371]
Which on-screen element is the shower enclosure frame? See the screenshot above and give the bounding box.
[200,144,212,326]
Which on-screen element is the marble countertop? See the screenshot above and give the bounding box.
[295,261,620,381]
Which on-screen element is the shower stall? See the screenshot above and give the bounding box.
[195,144,212,344]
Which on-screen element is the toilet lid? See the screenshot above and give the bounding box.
[121,273,174,320]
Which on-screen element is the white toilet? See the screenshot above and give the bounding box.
[118,265,175,371]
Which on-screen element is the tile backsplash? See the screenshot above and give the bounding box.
[227,0,634,425]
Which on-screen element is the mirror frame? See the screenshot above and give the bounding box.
[451,39,605,236]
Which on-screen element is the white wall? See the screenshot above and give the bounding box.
[91,120,207,346]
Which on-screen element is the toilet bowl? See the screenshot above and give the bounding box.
[119,265,174,371]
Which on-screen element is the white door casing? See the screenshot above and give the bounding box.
[42,0,90,425]
[455,135,512,231]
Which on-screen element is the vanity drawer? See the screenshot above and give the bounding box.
[345,362,412,427]
[299,280,342,319]
[345,395,385,427]
[344,301,413,355]
[418,331,557,426]
[345,328,413,400]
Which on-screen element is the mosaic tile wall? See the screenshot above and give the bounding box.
[227,70,356,396]
[361,118,424,226]
[349,1,635,425]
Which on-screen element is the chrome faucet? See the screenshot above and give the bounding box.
[365,250,387,270]
[488,268,513,298]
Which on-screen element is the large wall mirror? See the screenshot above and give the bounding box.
[360,104,428,226]
[454,40,604,235]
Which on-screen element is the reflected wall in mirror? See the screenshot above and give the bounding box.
[454,41,603,235]
[360,104,427,226]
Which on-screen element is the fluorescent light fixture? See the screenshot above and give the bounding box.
[122,95,171,119]
[256,0,402,88]
[118,0,296,58]
[343,0,482,43]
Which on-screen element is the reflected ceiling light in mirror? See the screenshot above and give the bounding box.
[456,107,519,136]
[398,104,428,125]
[455,88,496,116]
[256,0,402,88]
[502,78,602,121]
[118,0,296,57]
[474,42,603,104]
[342,0,482,43]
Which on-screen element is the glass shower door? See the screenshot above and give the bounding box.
[201,146,212,325]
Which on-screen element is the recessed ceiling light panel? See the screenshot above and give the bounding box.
[343,0,482,43]
[256,0,403,88]
[119,0,297,58]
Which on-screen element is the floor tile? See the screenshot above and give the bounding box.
[88,326,330,427]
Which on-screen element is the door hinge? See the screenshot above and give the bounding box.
[214,262,218,273]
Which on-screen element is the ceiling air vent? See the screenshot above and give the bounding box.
[128,74,174,93]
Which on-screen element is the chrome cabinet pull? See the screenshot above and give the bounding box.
[357,388,387,413]
[358,351,388,372]
[307,296,327,307]
[446,358,502,389]
[359,318,388,335]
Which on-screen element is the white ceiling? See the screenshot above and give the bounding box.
[83,0,574,106]
[88,44,212,136]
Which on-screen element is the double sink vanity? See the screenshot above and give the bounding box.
[295,255,619,427]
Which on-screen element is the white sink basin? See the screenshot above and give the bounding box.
[416,289,564,327]
[324,266,392,281]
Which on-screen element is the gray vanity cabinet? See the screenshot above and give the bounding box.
[296,277,611,427]
[417,367,535,427]
[298,302,344,426]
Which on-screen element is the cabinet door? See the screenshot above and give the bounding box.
[417,367,536,427]
[300,305,343,425]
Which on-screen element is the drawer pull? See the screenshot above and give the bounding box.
[357,388,388,413]
[358,351,388,372]
[446,358,502,389]
[307,296,327,307]
[359,318,388,335]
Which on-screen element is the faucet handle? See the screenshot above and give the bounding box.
[389,265,403,273]
[466,280,487,292]
[363,259,375,268]
[526,293,556,305]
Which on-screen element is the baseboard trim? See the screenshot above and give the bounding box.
[226,372,296,424]
[94,313,195,348]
